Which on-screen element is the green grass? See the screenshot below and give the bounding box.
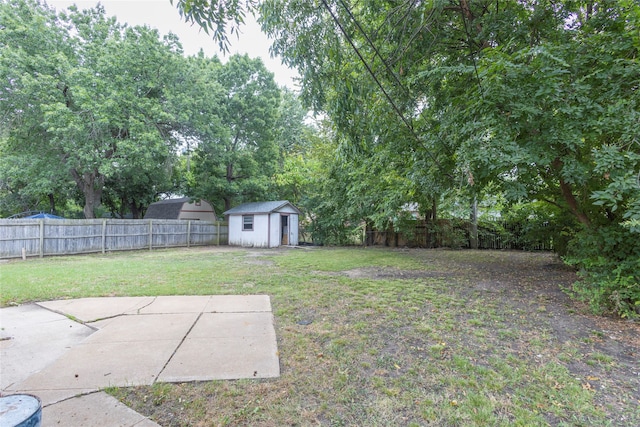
[274,247,428,271]
[1,246,638,426]
[0,248,254,304]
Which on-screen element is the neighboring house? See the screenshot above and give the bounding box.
[223,200,300,248]
[144,198,217,222]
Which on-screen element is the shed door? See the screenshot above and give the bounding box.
[281,215,289,245]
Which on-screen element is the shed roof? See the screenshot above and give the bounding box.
[144,198,190,219]
[223,200,300,215]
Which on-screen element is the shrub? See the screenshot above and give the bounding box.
[565,224,640,319]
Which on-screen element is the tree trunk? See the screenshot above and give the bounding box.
[432,198,437,222]
[71,169,104,219]
[559,177,591,227]
[130,200,142,219]
[469,197,478,249]
[226,163,233,182]
[48,193,56,214]
[552,158,591,227]
[427,198,438,248]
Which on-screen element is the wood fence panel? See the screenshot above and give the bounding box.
[105,220,146,252]
[0,219,228,259]
[0,220,41,258]
[365,219,553,250]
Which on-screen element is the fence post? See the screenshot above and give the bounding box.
[216,221,220,246]
[102,219,107,254]
[149,220,153,251]
[39,219,44,258]
[187,220,191,248]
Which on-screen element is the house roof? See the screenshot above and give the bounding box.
[143,198,190,219]
[223,200,301,215]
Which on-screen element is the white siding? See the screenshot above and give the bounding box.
[227,215,242,246]
[228,214,270,247]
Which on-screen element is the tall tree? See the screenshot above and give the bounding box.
[190,54,281,212]
[1,1,183,218]
[0,0,74,216]
[271,89,315,206]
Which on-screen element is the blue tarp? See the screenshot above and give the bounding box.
[25,213,65,219]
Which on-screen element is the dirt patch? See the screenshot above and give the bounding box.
[333,250,639,420]
[342,267,453,280]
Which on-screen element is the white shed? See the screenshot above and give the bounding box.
[223,200,300,248]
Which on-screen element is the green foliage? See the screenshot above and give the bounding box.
[187,54,281,213]
[1,1,312,220]
[497,202,578,255]
[565,224,640,318]
[171,0,256,53]
[0,0,184,218]
[251,0,640,316]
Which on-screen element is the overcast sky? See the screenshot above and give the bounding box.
[47,0,299,89]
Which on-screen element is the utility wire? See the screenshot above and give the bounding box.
[320,0,447,173]
[336,0,409,98]
[320,0,414,132]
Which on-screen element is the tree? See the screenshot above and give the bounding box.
[0,0,75,216]
[271,89,316,206]
[1,1,183,218]
[190,54,281,212]
[177,0,640,316]
[170,0,256,52]
[0,139,75,216]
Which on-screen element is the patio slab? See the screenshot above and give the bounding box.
[38,297,156,323]
[1,295,279,425]
[42,392,160,427]
[188,312,277,338]
[158,312,279,382]
[0,304,95,390]
[159,335,280,382]
[202,294,272,313]
[138,296,212,314]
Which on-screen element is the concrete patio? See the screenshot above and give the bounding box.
[0,295,280,426]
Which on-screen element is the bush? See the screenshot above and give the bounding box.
[565,224,640,319]
[499,202,577,254]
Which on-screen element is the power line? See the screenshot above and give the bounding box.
[336,0,409,98]
[319,0,413,132]
[320,0,448,174]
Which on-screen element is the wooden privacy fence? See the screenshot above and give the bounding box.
[365,219,554,251]
[0,219,228,259]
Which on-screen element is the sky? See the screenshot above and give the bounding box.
[46,0,299,89]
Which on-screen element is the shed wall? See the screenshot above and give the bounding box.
[226,203,300,248]
[228,214,270,247]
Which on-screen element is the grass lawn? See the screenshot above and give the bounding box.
[1,247,639,426]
